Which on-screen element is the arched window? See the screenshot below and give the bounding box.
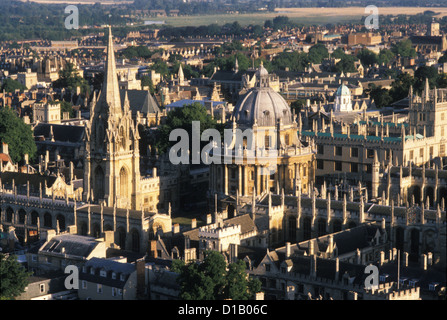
[18,209,26,224]
[31,211,39,226]
[44,212,52,228]
[118,227,126,249]
[302,217,312,241]
[332,220,342,233]
[120,167,128,199]
[288,216,297,241]
[131,230,140,253]
[94,166,105,201]
[317,218,327,237]
[119,126,126,150]
[56,215,66,231]
[6,207,14,223]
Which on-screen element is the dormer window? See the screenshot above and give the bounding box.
[120,274,125,281]
[112,272,117,280]
[90,267,95,275]
[100,269,107,277]
[82,266,87,273]
[379,274,389,282]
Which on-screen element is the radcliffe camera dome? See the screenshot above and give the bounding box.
[232,65,292,127]
[232,87,292,127]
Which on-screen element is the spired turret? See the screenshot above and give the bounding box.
[83,26,142,210]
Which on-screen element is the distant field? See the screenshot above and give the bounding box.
[142,7,447,27]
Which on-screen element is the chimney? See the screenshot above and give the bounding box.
[308,240,314,256]
[427,252,433,266]
[44,229,57,242]
[173,223,180,234]
[335,257,339,281]
[328,235,334,255]
[150,240,158,258]
[206,214,212,225]
[191,218,197,229]
[1,142,8,155]
[136,258,145,296]
[421,254,427,270]
[404,252,409,267]
[285,242,291,259]
[380,251,385,266]
[152,167,157,178]
[310,255,317,278]
[103,230,114,247]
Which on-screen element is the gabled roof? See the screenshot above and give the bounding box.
[119,89,160,115]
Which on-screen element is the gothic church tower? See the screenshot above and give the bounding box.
[83,26,142,210]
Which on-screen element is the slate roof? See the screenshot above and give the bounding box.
[119,89,160,115]
[33,123,85,144]
[79,257,135,288]
[0,171,57,190]
[40,234,101,258]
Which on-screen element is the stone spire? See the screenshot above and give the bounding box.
[178,64,184,84]
[97,26,122,116]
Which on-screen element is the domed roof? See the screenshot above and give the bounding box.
[232,86,292,127]
[335,84,351,96]
[255,62,269,78]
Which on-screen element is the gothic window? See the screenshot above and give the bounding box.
[119,126,126,150]
[44,212,52,228]
[96,123,104,150]
[131,230,140,253]
[94,166,105,200]
[120,167,128,198]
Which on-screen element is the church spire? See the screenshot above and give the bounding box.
[97,26,122,115]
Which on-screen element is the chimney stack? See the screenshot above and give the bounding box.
[191,218,197,229]
[285,242,291,259]
[335,257,339,281]
[404,252,409,267]
[310,255,317,278]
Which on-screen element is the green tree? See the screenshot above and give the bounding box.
[308,43,329,64]
[154,102,221,155]
[357,48,378,67]
[391,39,417,58]
[290,99,306,113]
[414,65,438,91]
[368,85,393,108]
[1,79,27,93]
[272,51,309,72]
[389,73,415,102]
[174,251,262,300]
[377,49,395,65]
[140,75,155,94]
[53,62,89,94]
[225,260,261,300]
[0,254,30,300]
[0,107,37,163]
[59,101,75,119]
